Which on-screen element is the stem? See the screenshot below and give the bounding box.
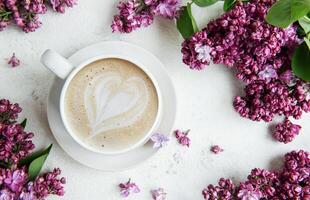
[0,11,11,18]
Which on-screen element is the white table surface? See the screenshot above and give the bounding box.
[0,1,309,199]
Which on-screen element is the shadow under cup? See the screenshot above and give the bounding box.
[60,57,162,155]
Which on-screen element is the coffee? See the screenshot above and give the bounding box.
[64,58,159,152]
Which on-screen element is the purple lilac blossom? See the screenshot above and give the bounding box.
[210,145,223,154]
[151,187,167,200]
[150,133,169,148]
[273,119,301,144]
[174,129,190,147]
[7,53,20,68]
[111,0,180,33]
[0,0,76,32]
[258,65,278,82]
[181,0,307,143]
[237,184,263,200]
[203,150,310,200]
[119,179,140,197]
[0,99,66,200]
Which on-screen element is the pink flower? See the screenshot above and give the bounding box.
[4,169,27,192]
[174,129,190,147]
[152,0,180,19]
[8,53,20,67]
[150,133,169,148]
[258,65,278,82]
[273,118,301,143]
[119,179,140,198]
[210,145,223,154]
[195,44,212,63]
[279,70,295,85]
[151,188,167,200]
[237,184,263,200]
[0,189,15,200]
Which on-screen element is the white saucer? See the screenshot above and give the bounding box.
[47,41,177,171]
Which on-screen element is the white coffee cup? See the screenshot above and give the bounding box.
[41,49,162,155]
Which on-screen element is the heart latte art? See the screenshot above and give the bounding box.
[64,58,159,152]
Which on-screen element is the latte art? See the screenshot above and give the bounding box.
[84,72,149,138]
[64,58,159,152]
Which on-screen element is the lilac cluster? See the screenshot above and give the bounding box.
[119,179,140,197]
[0,99,35,166]
[0,99,65,200]
[202,150,310,200]
[0,168,65,199]
[0,0,76,32]
[111,0,180,33]
[174,129,190,147]
[273,119,302,143]
[181,0,309,143]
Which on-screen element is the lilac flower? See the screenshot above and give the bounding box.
[273,119,301,143]
[4,169,27,193]
[19,190,37,200]
[0,0,76,32]
[150,133,169,148]
[195,44,212,63]
[50,0,77,13]
[119,179,140,198]
[8,53,20,68]
[182,31,211,70]
[181,0,308,140]
[0,189,15,200]
[237,184,263,200]
[0,123,35,164]
[210,145,223,154]
[258,65,278,82]
[202,178,235,199]
[152,0,180,19]
[0,99,66,200]
[32,168,66,199]
[111,0,180,33]
[174,129,190,147]
[111,0,154,33]
[151,188,167,200]
[279,70,295,85]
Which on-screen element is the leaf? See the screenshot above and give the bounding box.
[19,144,53,180]
[177,3,199,39]
[299,16,310,33]
[266,0,310,28]
[305,37,310,49]
[223,0,237,11]
[20,118,27,129]
[193,0,219,7]
[292,42,310,81]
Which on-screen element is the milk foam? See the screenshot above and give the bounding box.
[64,58,158,152]
[84,72,149,139]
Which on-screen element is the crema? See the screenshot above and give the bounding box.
[64,58,159,152]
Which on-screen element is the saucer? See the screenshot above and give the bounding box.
[47,41,177,171]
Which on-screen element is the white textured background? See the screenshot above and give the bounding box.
[0,1,309,199]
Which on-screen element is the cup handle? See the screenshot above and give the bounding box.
[41,49,74,79]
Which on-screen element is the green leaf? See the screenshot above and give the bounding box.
[177,3,199,39]
[305,37,310,49]
[223,0,237,11]
[19,144,53,180]
[193,0,218,7]
[266,0,310,28]
[20,118,27,129]
[299,16,310,33]
[292,42,310,81]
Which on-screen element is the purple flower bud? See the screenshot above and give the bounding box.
[8,53,20,68]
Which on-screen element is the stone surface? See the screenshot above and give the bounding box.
[0,1,309,199]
